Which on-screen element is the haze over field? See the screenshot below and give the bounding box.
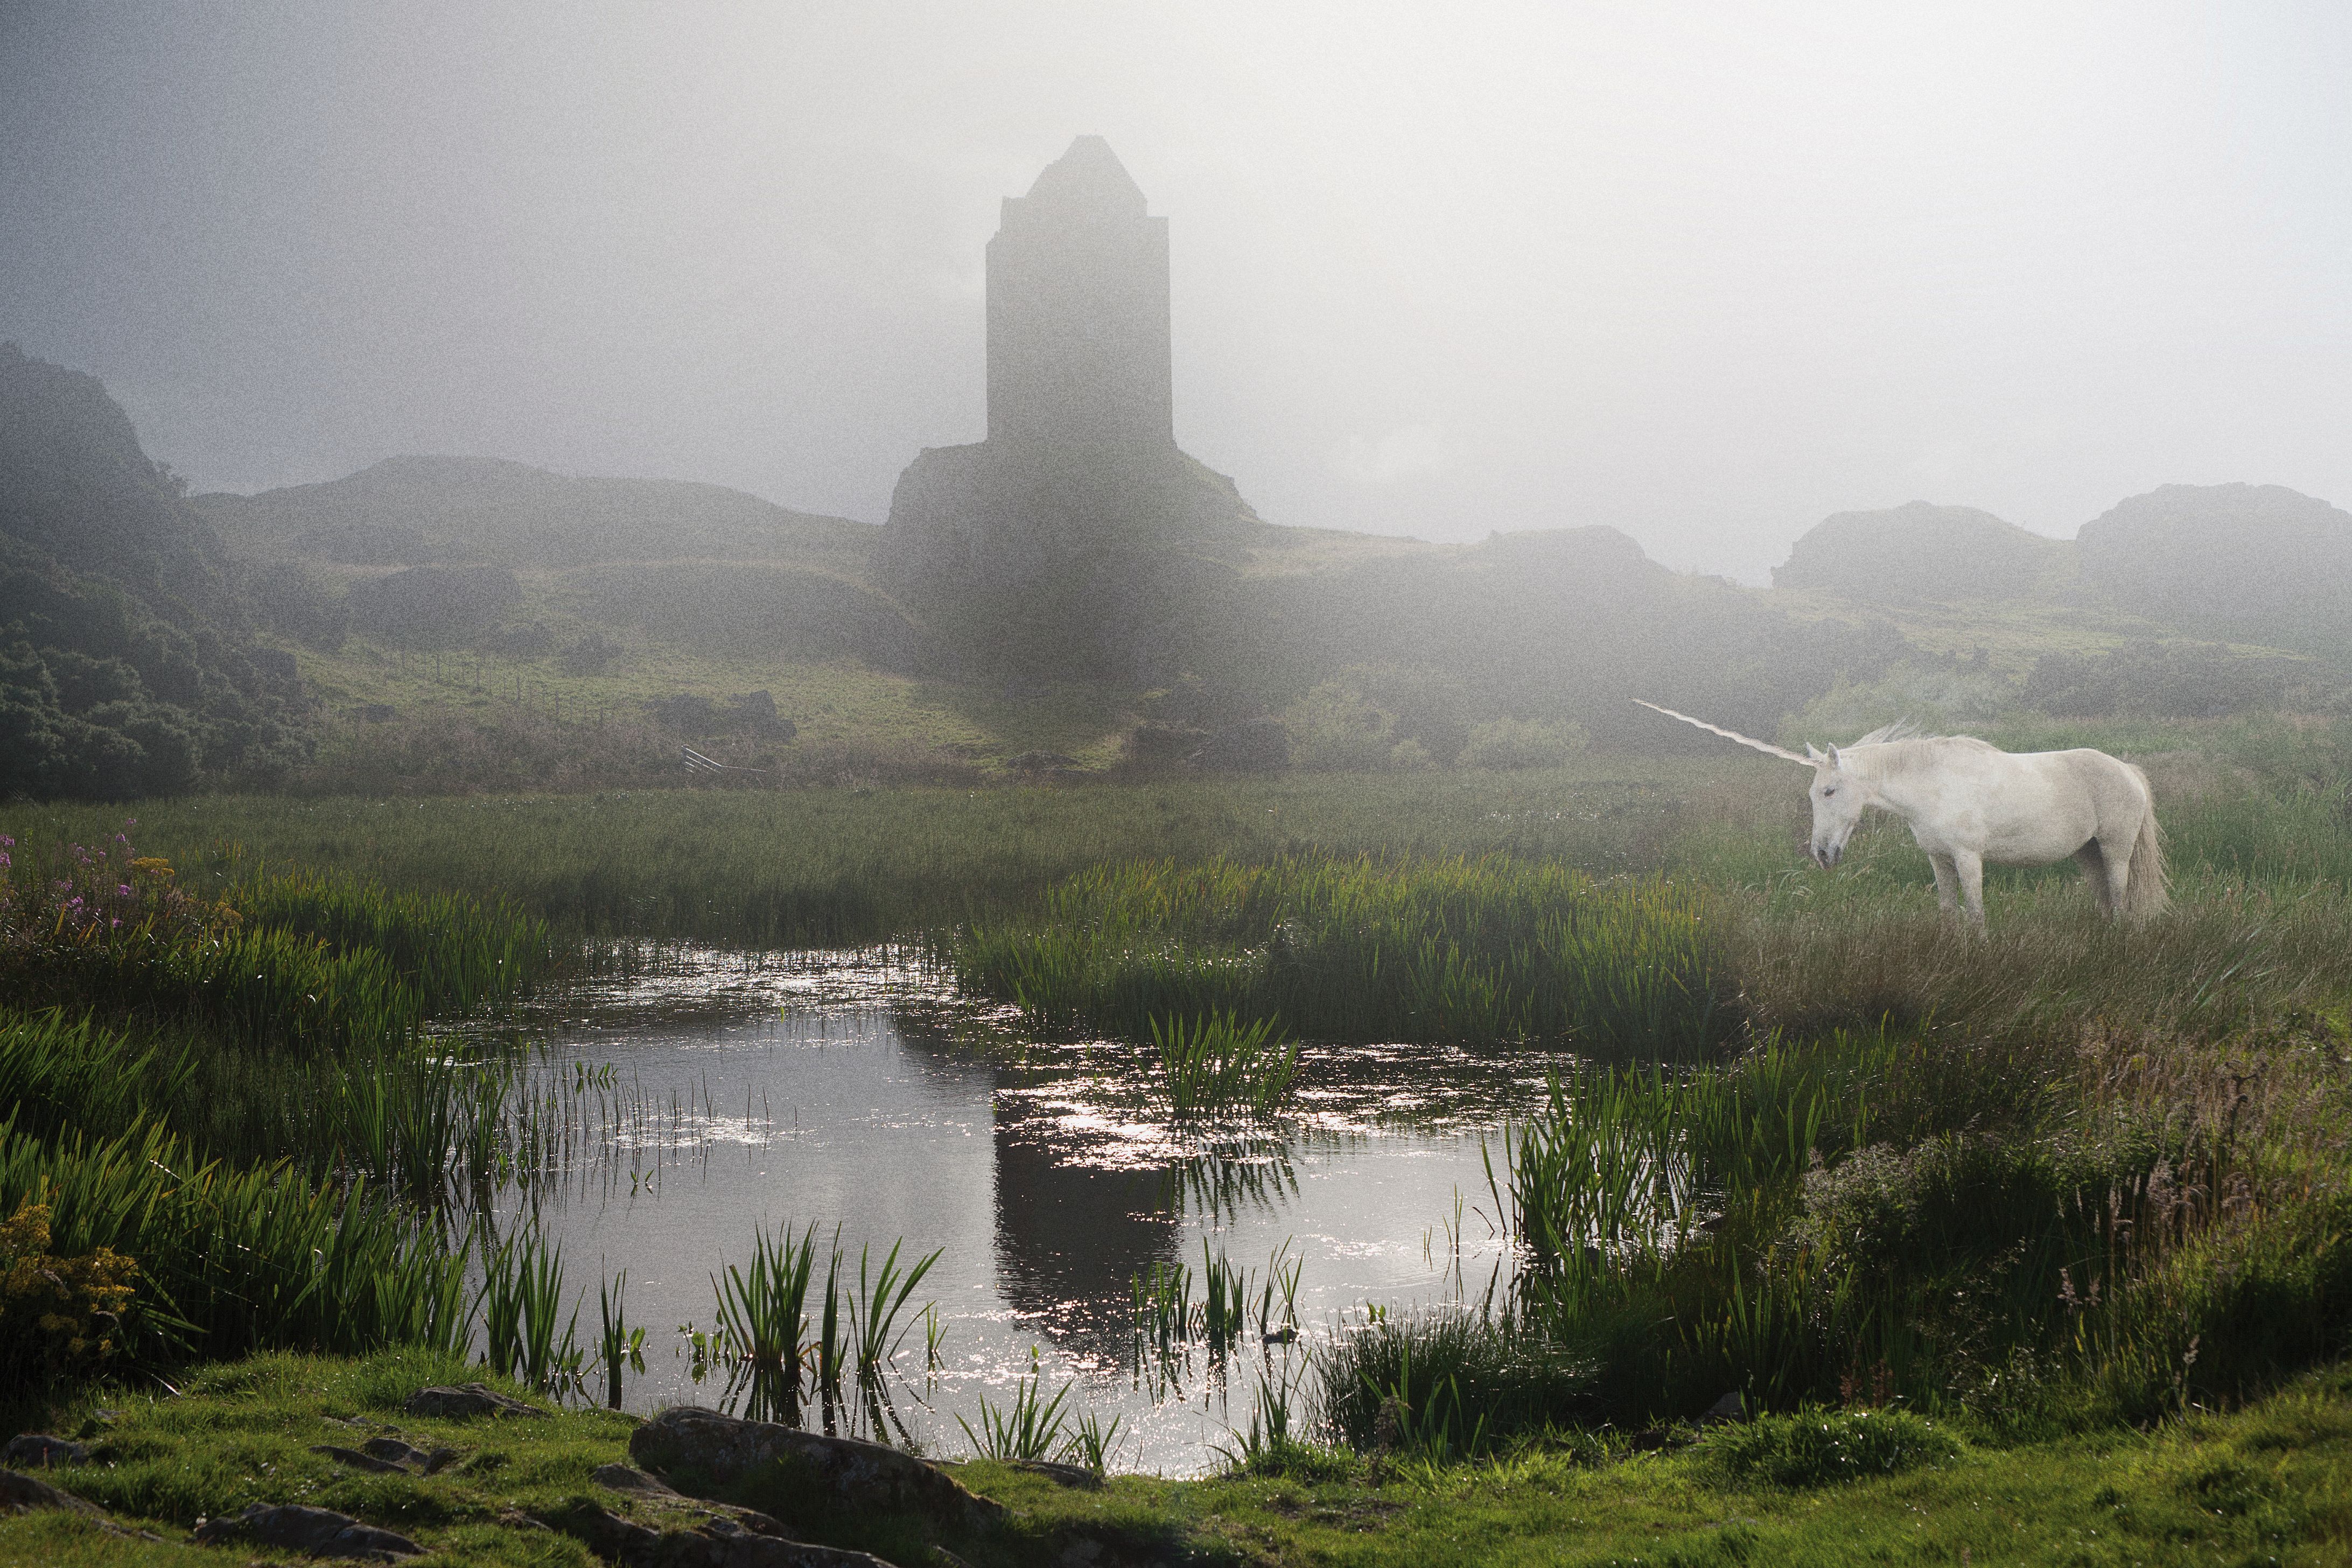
[4,1,2349,580]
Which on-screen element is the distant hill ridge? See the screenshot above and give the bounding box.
[194,454,879,576]
[1774,486,2352,646]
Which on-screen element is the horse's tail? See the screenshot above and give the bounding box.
[2122,763,2169,922]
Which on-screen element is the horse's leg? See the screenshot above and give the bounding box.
[1951,848,1987,930]
[1929,853,1961,916]
[2074,842,2113,918]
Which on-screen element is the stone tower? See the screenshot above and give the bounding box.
[876,136,1266,679]
[985,136,1173,452]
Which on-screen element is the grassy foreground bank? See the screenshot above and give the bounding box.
[4,1349,2349,1565]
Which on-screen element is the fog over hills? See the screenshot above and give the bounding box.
[194,456,877,576]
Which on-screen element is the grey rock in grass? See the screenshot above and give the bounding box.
[631,1406,1004,1534]
[354,1436,459,1474]
[1,1434,87,1468]
[0,1466,165,1542]
[544,1500,901,1567]
[193,1502,422,1560]
[1696,1391,1746,1427]
[311,1443,411,1475]
[596,1462,684,1496]
[2,1466,106,1519]
[402,1381,549,1419]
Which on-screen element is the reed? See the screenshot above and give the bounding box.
[711,1223,822,1425]
[1199,1242,1250,1357]
[956,1370,1074,1463]
[228,866,554,1014]
[597,1267,646,1409]
[1256,1240,1303,1342]
[0,1115,469,1385]
[1320,1308,1589,1456]
[0,1007,192,1145]
[477,1225,582,1394]
[1062,1409,1125,1476]
[849,1238,942,1389]
[1151,1013,1301,1121]
[1131,1258,1194,1354]
[958,853,1731,1054]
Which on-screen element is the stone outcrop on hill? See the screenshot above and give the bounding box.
[1773,501,2059,602]
[877,439,1270,680]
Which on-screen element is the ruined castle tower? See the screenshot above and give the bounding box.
[986,136,1173,453]
[876,136,1265,678]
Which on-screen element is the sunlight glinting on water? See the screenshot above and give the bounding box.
[464,947,1552,1474]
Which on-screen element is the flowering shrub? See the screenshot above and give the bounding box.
[0,819,237,954]
[0,1194,139,1371]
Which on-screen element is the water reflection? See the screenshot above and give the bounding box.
[480,948,1543,1473]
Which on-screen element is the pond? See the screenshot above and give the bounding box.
[479,948,1568,1475]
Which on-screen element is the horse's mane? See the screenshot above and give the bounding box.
[1847,718,1928,747]
[1841,719,2005,778]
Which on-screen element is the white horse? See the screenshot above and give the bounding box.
[1635,701,2167,927]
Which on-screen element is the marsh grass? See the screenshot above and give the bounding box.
[711,1223,822,1424]
[596,1266,646,1409]
[959,853,1731,1054]
[1320,1309,1592,1457]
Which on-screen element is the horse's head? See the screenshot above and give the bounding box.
[1804,743,1866,867]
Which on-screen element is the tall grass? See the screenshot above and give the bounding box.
[0,1116,469,1388]
[0,1010,192,1145]
[13,762,1733,946]
[958,854,1730,1054]
[477,1226,580,1393]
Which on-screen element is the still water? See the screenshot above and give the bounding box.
[481,949,1562,1475]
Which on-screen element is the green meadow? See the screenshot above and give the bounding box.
[4,710,2351,1563]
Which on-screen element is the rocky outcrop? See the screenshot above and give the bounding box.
[2076,482,2352,647]
[874,441,1269,682]
[1,1434,87,1468]
[543,1499,899,1567]
[194,1502,422,1560]
[1772,501,2059,603]
[629,1407,1003,1535]
[402,1381,549,1419]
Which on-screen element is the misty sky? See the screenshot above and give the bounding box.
[4,1,2347,581]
